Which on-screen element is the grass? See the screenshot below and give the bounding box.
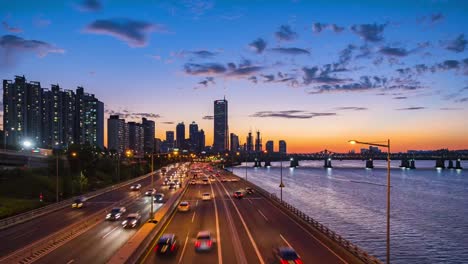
[0,197,47,219]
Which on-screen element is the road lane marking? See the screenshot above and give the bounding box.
[217,179,265,264]
[178,233,190,264]
[257,209,269,221]
[248,199,253,204]
[196,200,199,207]
[280,234,301,258]
[102,226,119,239]
[209,180,223,264]
[66,259,74,264]
[191,212,196,223]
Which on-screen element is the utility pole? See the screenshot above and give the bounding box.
[150,153,154,221]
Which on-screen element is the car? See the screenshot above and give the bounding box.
[155,234,178,255]
[145,188,156,196]
[72,197,85,208]
[202,178,209,185]
[221,178,228,182]
[190,179,197,185]
[195,231,214,252]
[201,193,211,201]
[246,187,254,194]
[163,179,169,186]
[275,247,302,264]
[169,182,177,190]
[233,190,244,199]
[231,178,240,182]
[154,193,165,203]
[177,201,190,212]
[122,213,141,228]
[130,184,142,191]
[173,179,181,187]
[106,207,126,220]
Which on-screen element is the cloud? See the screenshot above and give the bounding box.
[396,58,468,76]
[393,96,407,100]
[439,107,462,110]
[184,62,226,75]
[227,65,263,77]
[335,107,368,111]
[76,0,102,12]
[248,76,258,84]
[261,74,275,82]
[270,47,310,55]
[445,34,467,53]
[250,110,336,119]
[455,97,468,103]
[2,21,22,33]
[396,107,426,111]
[33,15,51,28]
[133,113,161,119]
[351,23,387,42]
[312,23,344,33]
[202,115,214,120]
[84,18,164,47]
[379,46,411,57]
[0,34,64,67]
[161,121,174,124]
[301,64,350,85]
[105,108,161,120]
[430,13,444,23]
[275,25,298,41]
[196,77,215,88]
[249,38,267,54]
[187,50,218,58]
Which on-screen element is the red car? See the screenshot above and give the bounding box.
[276,247,302,264]
[233,190,244,199]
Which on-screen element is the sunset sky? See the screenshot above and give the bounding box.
[1,0,467,153]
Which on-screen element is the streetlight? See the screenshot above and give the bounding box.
[349,139,391,264]
[149,153,155,222]
[22,140,34,167]
[279,153,285,202]
[245,152,248,182]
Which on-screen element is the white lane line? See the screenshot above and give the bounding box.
[217,179,265,264]
[191,212,196,223]
[280,234,301,258]
[66,260,75,264]
[247,199,253,205]
[209,180,223,264]
[257,209,269,221]
[178,233,190,264]
[196,200,199,207]
[102,226,119,239]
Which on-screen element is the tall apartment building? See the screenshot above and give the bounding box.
[265,140,274,153]
[3,75,104,149]
[127,122,144,155]
[213,98,228,152]
[142,118,155,154]
[230,133,239,152]
[279,140,287,154]
[176,122,185,149]
[107,115,127,154]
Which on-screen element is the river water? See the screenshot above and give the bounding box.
[231,160,468,264]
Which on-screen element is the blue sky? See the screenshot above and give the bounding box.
[1,0,467,152]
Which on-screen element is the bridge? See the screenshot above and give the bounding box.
[244,149,466,169]
[0,149,50,169]
[0,162,380,264]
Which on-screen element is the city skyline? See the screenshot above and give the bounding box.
[1,0,467,152]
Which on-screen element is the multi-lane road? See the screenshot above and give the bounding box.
[142,166,347,264]
[0,163,186,263]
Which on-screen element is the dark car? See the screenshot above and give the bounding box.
[130,184,142,191]
[72,197,85,208]
[155,234,178,255]
[106,207,126,220]
[275,247,302,264]
[122,213,141,228]
[246,187,254,194]
[154,193,165,203]
[233,190,244,199]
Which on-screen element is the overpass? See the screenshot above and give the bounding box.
[0,149,50,169]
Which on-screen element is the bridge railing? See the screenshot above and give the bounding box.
[239,177,383,264]
[0,169,160,231]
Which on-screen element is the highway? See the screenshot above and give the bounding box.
[0,163,181,258]
[142,166,347,264]
[35,165,188,264]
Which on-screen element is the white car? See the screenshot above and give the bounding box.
[106,207,126,220]
[202,193,211,201]
[145,188,156,196]
[122,213,141,228]
[130,184,142,191]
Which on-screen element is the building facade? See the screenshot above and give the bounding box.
[176,122,185,150]
[213,98,228,152]
[142,118,155,154]
[230,133,239,152]
[266,140,274,153]
[279,140,287,154]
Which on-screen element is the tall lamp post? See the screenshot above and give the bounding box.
[349,139,391,264]
[279,155,285,202]
[244,152,248,182]
[149,153,155,222]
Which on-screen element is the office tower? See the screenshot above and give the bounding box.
[266,140,274,153]
[198,129,205,152]
[176,122,185,149]
[213,98,228,152]
[230,133,239,152]
[142,118,155,154]
[246,131,253,152]
[75,87,104,149]
[107,115,126,153]
[154,138,161,153]
[166,131,175,146]
[189,121,199,151]
[279,140,287,154]
[255,130,262,152]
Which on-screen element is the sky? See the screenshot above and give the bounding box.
[1,0,467,153]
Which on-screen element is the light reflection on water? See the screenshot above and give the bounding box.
[232,160,468,263]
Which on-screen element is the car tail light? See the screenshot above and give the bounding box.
[171,244,176,251]
[280,260,289,264]
[295,260,303,264]
[195,241,201,248]
[207,240,212,247]
[154,245,159,252]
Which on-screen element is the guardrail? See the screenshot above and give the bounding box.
[0,194,140,264]
[238,177,383,264]
[0,169,162,231]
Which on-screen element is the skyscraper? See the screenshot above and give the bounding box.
[213,98,228,152]
[142,118,155,154]
[246,131,253,152]
[166,131,175,145]
[198,129,205,152]
[128,122,144,155]
[279,140,287,154]
[230,133,239,152]
[176,122,185,149]
[255,130,262,152]
[189,121,199,152]
[75,87,104,149]
[266,140,274,153]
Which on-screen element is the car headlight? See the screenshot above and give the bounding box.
[106,214,111,218]
[122,220,128,225]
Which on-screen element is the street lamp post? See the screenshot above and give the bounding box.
[349,139,391,264]
[279,155,285,202]
[245,152,248,182]
[150,153,154,221]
